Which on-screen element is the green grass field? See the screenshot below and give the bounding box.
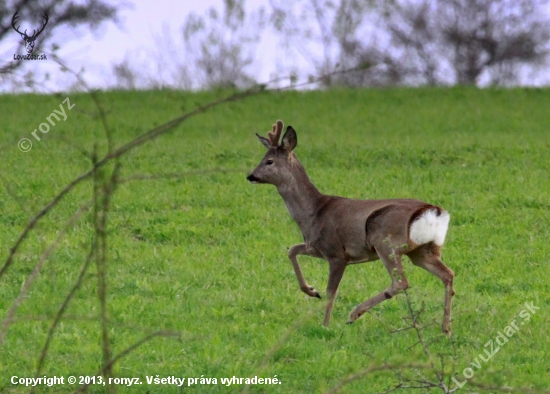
[0,87,549,393]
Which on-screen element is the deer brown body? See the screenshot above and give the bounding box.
[247,120,455,334]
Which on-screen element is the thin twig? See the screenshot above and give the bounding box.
[32,237,97,392]
[53,56,114,153]
[323,363,431,394]
[73,330,181,393]
[0,172,31,214]
[0,170,94,280]
[464,380,550,394]
[0,198,94,345]
[94,158,121,388]
[119,168,246,183]
[47,135,93,159]
[242,304,324,394]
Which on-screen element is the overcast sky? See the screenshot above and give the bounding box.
[1,0,282,92]
[2,0,550,92]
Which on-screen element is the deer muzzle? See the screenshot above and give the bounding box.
[246,174,261,184]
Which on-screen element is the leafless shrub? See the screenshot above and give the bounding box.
[113,60,136,90]
[268,0,550,87]
[355,0,550,86]
[182,0,265,89]
[268,0,373,87]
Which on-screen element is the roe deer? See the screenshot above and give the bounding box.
[247,120,455,334]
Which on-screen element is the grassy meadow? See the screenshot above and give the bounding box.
[0,87,549,393]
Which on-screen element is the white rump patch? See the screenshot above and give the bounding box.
[409,209,450,246]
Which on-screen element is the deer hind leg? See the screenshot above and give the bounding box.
[288,244,322,299]
[347,248,409,324]
[407,243,454,335]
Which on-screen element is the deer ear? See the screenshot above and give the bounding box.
[281,126,297,152]
[255,133,271,149]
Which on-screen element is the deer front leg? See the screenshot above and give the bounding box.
[323,260,347,326]
[288,244,322,299]
[347,252,409,324]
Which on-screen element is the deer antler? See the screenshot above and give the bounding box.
[11,11,24,36]
[28,12,49,39]
[11,10,49,39]
[267,120,283,147]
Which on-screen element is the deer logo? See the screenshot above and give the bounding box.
[11,10,49,54]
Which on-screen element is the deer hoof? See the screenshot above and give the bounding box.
[348,310,362,323]
[305,286,321,298]
[301,286,321,298]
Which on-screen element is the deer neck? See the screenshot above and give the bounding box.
[276,158,323,231]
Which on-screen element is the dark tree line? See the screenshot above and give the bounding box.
[271,0,550,87]
[358,0,550,86]
[1,0,549,90]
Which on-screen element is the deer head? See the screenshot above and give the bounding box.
[11,10,49,54]
[246,120,298,187]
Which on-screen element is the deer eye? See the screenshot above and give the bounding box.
[266,159,274,165]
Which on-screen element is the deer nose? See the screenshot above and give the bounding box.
[247,174,260,183]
